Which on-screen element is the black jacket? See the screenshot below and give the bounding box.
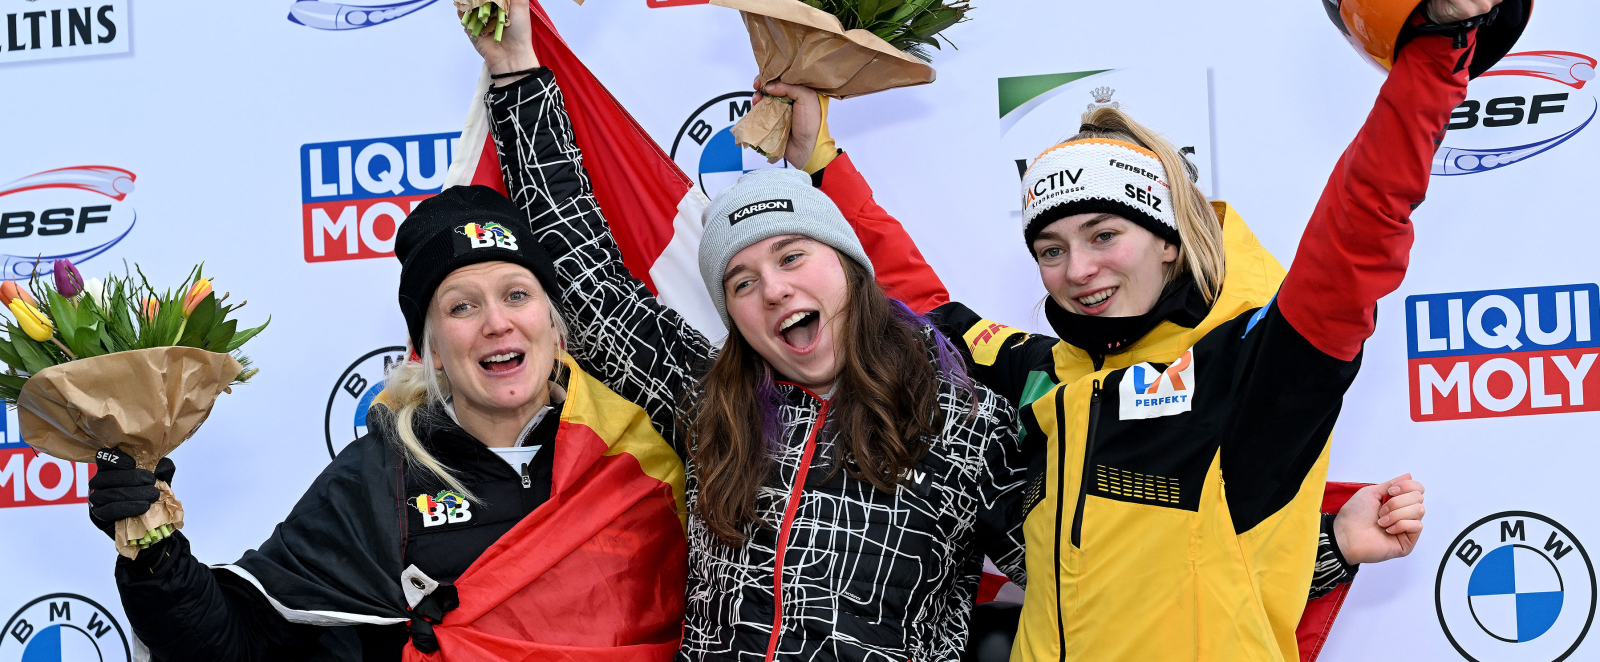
[113,402,561,661]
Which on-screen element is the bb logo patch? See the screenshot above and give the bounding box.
[453,221,517,253]
[1118,350,1194,420]
[414,490,472,527]
[727,199,792,225]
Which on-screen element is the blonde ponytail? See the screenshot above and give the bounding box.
[1073,106,1226,303]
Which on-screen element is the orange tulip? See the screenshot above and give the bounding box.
[0,281,37,307]
[141,298,160,320]
[181,279,212,317]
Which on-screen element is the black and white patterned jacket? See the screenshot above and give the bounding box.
[487,69,1027,662]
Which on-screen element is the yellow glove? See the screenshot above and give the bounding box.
[800,94,838,174]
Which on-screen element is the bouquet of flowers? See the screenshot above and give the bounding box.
[716,0,969,162]
[1,260,268,558]
[458,0,510,42]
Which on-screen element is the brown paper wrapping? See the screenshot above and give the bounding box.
[713,0,936,158]
[17,347,242,558]
[453,0,509,15]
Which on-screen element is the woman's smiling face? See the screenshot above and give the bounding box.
[722,235,851,392]
[428,261,559,416]
[1032,212,1178,318]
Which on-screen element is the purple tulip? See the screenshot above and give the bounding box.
[53,259,83,297]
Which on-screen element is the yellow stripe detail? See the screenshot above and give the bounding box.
[558,354,687,528]
[963,320,1024,367]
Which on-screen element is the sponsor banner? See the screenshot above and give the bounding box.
[0,593,130,662]
[1407,284,1600,421]
[286,0,441,31]
[300,133,458,263]
[0,0,128,65]
[1437,512,1595,662]
[0,166,136,280]
[1437,51,1596,176]
[325,346,408,459]
[670,92,789,201]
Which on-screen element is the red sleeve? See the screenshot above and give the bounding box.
[818,151,951,314]
[1276,29,1475,361]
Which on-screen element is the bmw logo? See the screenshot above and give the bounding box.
[1437,511,1596,661]
[0,594,130,662]
[324,346,409,459]
[669,92,790,200]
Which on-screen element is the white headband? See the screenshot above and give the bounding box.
[1021,139,1179,247]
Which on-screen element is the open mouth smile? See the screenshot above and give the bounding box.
[479,351,525,373]
[1075,287,1116,313]
[776,310,821,352]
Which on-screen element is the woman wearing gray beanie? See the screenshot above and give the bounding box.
[476,4,1027,661]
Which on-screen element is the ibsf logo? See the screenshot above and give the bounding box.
[301,133,458,262]
[325,346,408,459]
[1118,350,1194,420]
[1437,51,1596,176]
[1407,284,1599,422]
[670,92,788,200]
[0,593,130,662]
[1437,512,1595,662]
[286,0,439,31]
[0,166,136,279]
[0,0,128,65]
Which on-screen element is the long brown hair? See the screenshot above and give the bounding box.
[686,254,957,546]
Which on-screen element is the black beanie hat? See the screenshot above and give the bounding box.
[395,185,560,353]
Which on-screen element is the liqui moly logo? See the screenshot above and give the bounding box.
[1407,284,1600,421]
[300,133,458,262]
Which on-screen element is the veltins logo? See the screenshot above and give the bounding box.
[0,593,130,662]
[1118,350,1193,420]
[301,133,458,262]
[287,0,439,31]
[1437,512,1595,662]
[325,346,408,459]
[669,92,789,201]
[0,0,128,65]
[1407,284,1599,421]
[0,166,137,280]
[1437,51,1596,176]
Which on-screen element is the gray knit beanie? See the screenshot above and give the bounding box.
[698,168,874,326]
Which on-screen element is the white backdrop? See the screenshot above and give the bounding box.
[1,1,1597,660]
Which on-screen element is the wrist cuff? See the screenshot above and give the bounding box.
[801,94,837,174]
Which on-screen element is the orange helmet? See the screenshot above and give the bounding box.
[1321,0,1531,77]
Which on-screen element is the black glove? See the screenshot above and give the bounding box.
[87,448,175,540]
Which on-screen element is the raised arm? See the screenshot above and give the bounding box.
[1275,17,1476,360]
[474,18,714,449]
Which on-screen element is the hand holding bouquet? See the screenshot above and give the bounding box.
[0,261,268,558]
[717,0,969,162]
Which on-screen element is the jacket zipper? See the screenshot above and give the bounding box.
[1072,381,1102,548]
[763,397,831,662]
[1050,385,1069,661]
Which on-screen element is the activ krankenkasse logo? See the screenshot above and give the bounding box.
[1437,51,1596,176]
[1406,283,1599,421]
[0,593,130,662]
[1438,512,1595,662]
[670,92,789,201]
[287,0,439,30]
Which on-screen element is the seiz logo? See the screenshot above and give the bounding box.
[286,0,439,31]
[1119,350,1194,420]
[300,133,458,262]
[1436,51,1596,176]
[1407,284,1600,422]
